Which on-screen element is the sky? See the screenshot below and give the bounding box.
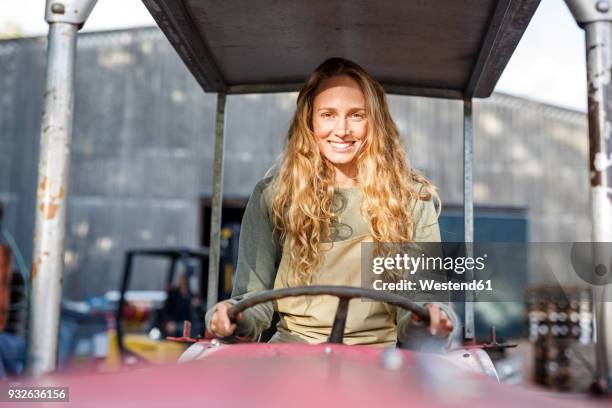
[0,0,588,112]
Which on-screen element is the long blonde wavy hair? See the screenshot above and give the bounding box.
[271,57,440,284]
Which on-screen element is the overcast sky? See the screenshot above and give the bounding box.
[0,0,588,112]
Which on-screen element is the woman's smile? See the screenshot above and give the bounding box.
[328,140,357,152]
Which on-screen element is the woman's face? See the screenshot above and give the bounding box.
[312,75,367,174]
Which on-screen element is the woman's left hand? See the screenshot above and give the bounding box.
[412,303,454,337]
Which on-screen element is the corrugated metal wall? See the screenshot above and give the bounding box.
[0,28,589,300]
[388,93,590,242]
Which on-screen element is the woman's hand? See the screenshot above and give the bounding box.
[209,301,243,337]
[412,303,454,337]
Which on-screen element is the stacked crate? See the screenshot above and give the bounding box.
[526,286,594,391]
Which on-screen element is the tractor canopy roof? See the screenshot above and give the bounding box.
[141,0,541,98]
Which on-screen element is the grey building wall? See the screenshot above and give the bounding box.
[0,28,590,300]
[388,93,590,242]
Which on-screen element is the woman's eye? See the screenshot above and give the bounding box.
[321,112,334,119]
[351,113,365,120]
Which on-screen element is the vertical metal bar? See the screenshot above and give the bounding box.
[26,0,97,378]
[584,20,612,392]
[206,93,227,310]
[463,98,475,342]
[26,22,78,376]
[116,252,134,355]
[565,0,612,390]
[167,255,178,289]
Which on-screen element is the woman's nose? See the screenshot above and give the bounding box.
[334,118,351,136]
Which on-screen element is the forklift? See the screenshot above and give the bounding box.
[109,246,233,366]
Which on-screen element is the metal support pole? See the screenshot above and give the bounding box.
[565,0,612,392]
[585,19,612,392]
[27,0,97,377]
[584,19,612,394]
[463,98,475,342]
[207,93,227,310]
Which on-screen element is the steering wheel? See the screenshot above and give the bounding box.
[227,285,430,344]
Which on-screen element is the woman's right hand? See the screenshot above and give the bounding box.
[209,301,242,337]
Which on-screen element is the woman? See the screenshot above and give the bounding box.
[207,57,458,348]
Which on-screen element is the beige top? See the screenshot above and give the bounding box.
[273,233,399,345]
[206,177,458,349]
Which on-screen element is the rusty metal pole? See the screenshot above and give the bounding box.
[463,98,476,342]
[206,93,227,310]
[27,0,97,377]
[565,0,612,392]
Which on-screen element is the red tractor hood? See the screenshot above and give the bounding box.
[22,343,607,407]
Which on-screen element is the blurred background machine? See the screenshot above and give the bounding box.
[0,203,27,378]
[112,248,210,366]
[526,285,595,392]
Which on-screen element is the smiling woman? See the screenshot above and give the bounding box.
[206,57,458,347]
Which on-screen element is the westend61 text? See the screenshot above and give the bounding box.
[372,279,493,292]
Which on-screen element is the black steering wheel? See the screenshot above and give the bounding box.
[227,285,430,344]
